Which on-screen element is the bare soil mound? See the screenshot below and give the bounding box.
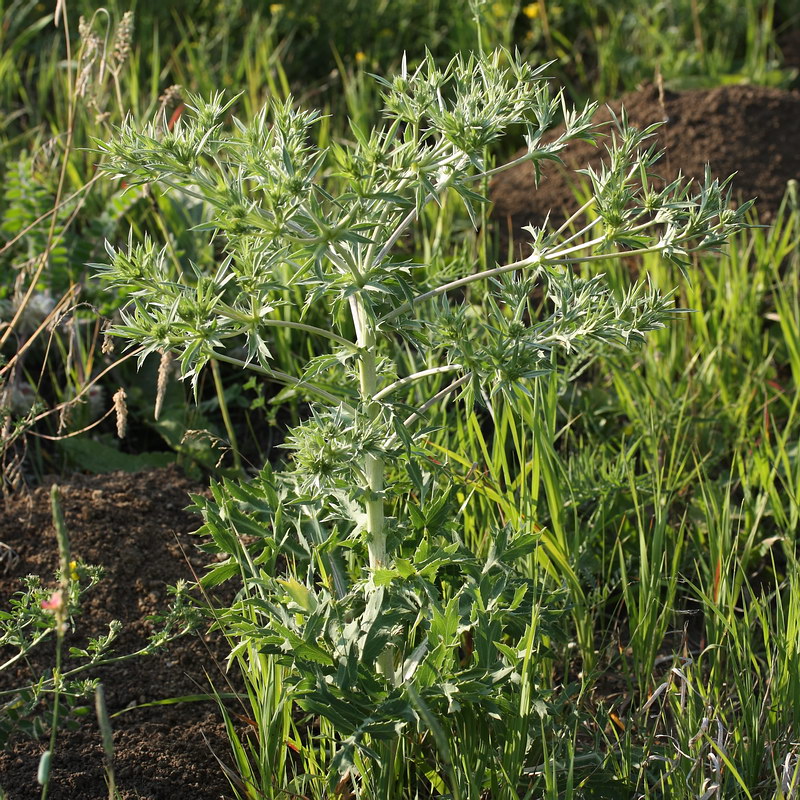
[491,83,800,258]
[0,467,236,800]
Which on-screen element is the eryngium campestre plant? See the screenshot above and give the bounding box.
[93,50,751,798]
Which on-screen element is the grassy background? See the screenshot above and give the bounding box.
[2,0,800,797]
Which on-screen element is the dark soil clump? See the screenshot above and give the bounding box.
[491,83,800,258]
[0,467,236,800]
[779,28,800,75]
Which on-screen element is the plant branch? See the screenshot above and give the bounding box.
[373,364,464,402]
[212,352,355,412]
[0,630,53,673]
[382,228,711,323]
[258,319,352,348]
[403,373,472,429]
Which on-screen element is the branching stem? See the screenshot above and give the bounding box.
[382,230,704,324]
[403,373,472,429]
[258,319,351,347]
[212,352,354,411]
[374,364,464,402]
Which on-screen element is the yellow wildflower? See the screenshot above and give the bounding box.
[355,51,367,65]
[270,3,283,13]
[522,2,540,19]
[69,559,79,581]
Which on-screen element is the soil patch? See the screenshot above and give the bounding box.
[779,28,800,75]
[0,467,238,800]
[491,83,800,258]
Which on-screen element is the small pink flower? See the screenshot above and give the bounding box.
[41,591,64,612]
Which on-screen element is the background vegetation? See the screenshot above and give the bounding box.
[1,0,799,798]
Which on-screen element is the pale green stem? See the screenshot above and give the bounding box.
[552,196,598,238]
[259,319,351,347]
[373,145,587,268]
[553,214,601,249]
[210,359,244,475]
[212,352,355,412]
[160,177,213,204]
[348,295,396,686]
[545,232,608,260]
[403,373,472,429]
[0,630,52,672]
[39,625,63,800]
[41,485,70,800]
[94,684,116,799]
[381,253,537,323]
[512,217,657,263]
[547,158,642,241]
[216,312,352,348]
[375,205,421,265]
[350,295,386,570]
[470,149,543,182]
[373,364,464,402]
[374,157,456,266]
[382,231,706,324]
[558,241,691,265]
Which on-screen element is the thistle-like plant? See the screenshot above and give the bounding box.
[94,50,750,798]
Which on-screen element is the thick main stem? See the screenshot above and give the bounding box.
[353,301,396,684]
[350,296,386,570]
[350,296,386,569]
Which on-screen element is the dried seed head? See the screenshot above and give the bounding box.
[112,387,128,438]
[76,16,101,97]
[158,84,183,109]
[76,64,93,99]
[101,321,115,355]
[154,350,172,420]
[112,11,134,69]
[78,15,91,40]
[57,398,73,434]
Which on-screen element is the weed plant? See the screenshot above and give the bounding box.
[94,47,750,797]
[0,6,274,481]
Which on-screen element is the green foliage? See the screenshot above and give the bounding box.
[95,47,750,796]
[3,1,800,797]
[0,564,201,749]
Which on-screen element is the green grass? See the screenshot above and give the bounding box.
[379,180,800,795]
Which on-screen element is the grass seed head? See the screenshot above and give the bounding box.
[112,387,128,439]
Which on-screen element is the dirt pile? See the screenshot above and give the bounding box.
[491,83,800,257]
[0,467,235,800]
